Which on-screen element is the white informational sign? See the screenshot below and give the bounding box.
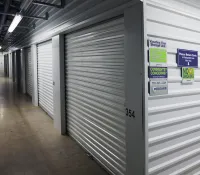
[149,39,167,67]
[150,79,168,96]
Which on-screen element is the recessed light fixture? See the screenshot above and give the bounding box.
[8,13,23,33]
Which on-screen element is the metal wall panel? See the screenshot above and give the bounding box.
[37,40,54,118]
[65,17,126,175]
[146,0,200,174]
[25,47,32,96]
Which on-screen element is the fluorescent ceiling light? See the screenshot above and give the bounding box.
[0,46,2,49]
[8,13,23,33]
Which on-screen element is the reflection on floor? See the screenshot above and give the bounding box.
[0,77,108,175]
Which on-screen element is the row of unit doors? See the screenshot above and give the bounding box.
[24,17,126,175]
[25,41,54,118]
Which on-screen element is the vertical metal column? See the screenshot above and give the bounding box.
[52,35,65,134]
[16,50,21,92]
[7,54,9,77]
[9,52,12,79]
[12,52,16,82]
[31,44,38,106]
[125,2,147,175]
[21,49,26,94]
[4,55,7,76]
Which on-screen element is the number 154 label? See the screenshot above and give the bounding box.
[126,108,135,118]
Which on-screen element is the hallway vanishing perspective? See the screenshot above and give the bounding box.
[2,0,200,174]
[0,77,109,175]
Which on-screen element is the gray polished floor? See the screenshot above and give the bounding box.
[0,76,108,175]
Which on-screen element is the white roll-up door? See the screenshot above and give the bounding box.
[25,47,32,97]
[37,40,54,118]
[65,17,126,175]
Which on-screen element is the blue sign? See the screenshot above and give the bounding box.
[149,67,168,79]
[177,49,198,68]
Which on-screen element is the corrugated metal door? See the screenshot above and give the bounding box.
[147,0,200,175]
[25,47,32,97]
[37,40,54,118]
[65,17,126,175]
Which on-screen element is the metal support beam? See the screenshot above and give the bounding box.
[0,12,15,16]
[0,11,49,20]
[0,0,12,34]
[23,12,49,20]
[32,0,64,8]
[0,24,34,29]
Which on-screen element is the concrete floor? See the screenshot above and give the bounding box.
[0,76,109,175]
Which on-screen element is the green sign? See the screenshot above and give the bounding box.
[149,48,167,65]
[182,67,194,84]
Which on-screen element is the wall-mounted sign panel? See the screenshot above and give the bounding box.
[149,39,167,67]
[177,49,198,68]
[149,80,168,96]
[182,67,194,84]
[149,39,167,48]
[149,67,168,79]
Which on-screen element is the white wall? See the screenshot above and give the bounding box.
[145,0,200,174]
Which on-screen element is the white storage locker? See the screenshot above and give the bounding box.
[25,47,32,97]
[37,40,54,118]
[65,17,126,175]
[146,0,200,174]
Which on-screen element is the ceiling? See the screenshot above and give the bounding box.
[0,0,62,51]
[0,0,22,48]
[2,0,200,52]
